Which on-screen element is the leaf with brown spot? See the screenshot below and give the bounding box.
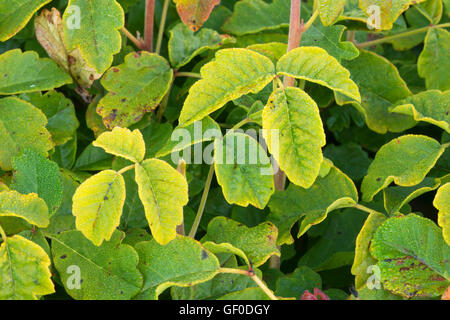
[173,0,221,31]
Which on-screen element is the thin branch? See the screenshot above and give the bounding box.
[353,204,386,216]
[117,164,136,176]
[156,0,170,54]
[144,0,155,51]
[176,159,187,236]
[121,27,145,50]
[175,72,202,79]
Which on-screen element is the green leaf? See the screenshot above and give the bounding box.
[351,211,387,290]
[51,230,143,299]
[0,97,53,171]
[323,143,372,181]
[135,159,189,245]
[361,135,446,202]
[202,216,280,267]
[74,144,114,171]
[268,165,358,245]
[277,47,361,102]
[370,214,450,298]
[0,235,54,300]
[0,49,72,94]
[97,52,173,129]
[275,266,322,299]
[390,90,450,133]
[19,91,79,146]
[433,182,450,245]
[62,0,125,74]
[263,87,326,188]
[0,191,49,228]
[179,48,275,127]
[418,28,450,91]
[72,170,126,246]
[11,149,63,214]
[202,241,250,266]
[173,0,221,31]
[316,0,347,26]
[222,0,290,36]
[340,50,415,134]
[247,42,288,64]
[218,287,271,300]
[359,0,426,30]
[0,0,51,41]
[135,236,220,299]
[93,127,146,163]
[168,23,233,68]
[214,132,274,209]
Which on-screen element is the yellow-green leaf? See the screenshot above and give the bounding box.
[202,241,250,267]
[97,52,173,129]
[316,0,347,26]
[0,235,54,300]
[179,48,275,127]
[433,183,450,245]
[247,42,288,64]
[263,87,326,188]
[62,0,125,74]
[93,127,146,163]
[0,191,49,228]
[135,159,189,245]
[277,47,361,102]
[0,97,53,171]
[361,135,446,202]
[72,170,126,246]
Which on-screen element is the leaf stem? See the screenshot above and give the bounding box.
[357,22,450,48]
[144,0,155,51]
[156,0,170,54]
[302,8,319,32]
[117,164,136,176]
[175,72,202,79]
[176,159,187,236]
[353,203,386,216]
[188,164,215,238]
[121,27,145,50]
[219,268,278,300]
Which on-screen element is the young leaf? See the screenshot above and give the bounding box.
[316,0,347,26]
[173,0,221,31]
[0,0,51,41]
[51,230,143,299]
[0,191,49,228]
[168,23,233,69]
[93,127,146,163]
[0,49,72,94]
[277,47,361,102]
[222,0,290,36]
[263,87,326,188]
[390,90,450,133]
[370,214,450,298]
[0,97,53,171]
[268,165,358,245]
[135,236,220,299]
[62,0,125,74]
[97,52,173,129]
[214,132,274,209]
[361,135,446,202]
[11,149,63,214]
[72,170,126,246]
[202,217,280,267]
[135,159,189,245]
[0,235,54,300]
[418,28,450,91]
[433,183,450,245]
[179,49,275,127]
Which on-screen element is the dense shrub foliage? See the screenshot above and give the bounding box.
[0,0,449,300]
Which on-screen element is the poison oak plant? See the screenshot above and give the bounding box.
[0,0,449,301]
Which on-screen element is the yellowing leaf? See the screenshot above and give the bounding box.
[93,127,146,163]
[179,48,276,127]
[174,0,220,31]
[97,52,173,129]
[316,0,347,26]
[433,183,450,245]
[0,191,49,228]
[72,170,126,246]
[263,87,326,188]
[0,0,51,41]
[277,47,361,102]
[135,159,189,245]
[0,49,72,94]
[135,236,220,299]
[390,90,450,133]
[0,235,54,300]
[0,97,53,171]
[62,0,125,74]
[247,42,288,64]
[214,132,274,209]
[418,28,450,91]
[361,135,446,202]
[202,241,251,266]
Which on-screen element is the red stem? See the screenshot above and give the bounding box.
[284,0,302,87]
[144,0,155,52]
